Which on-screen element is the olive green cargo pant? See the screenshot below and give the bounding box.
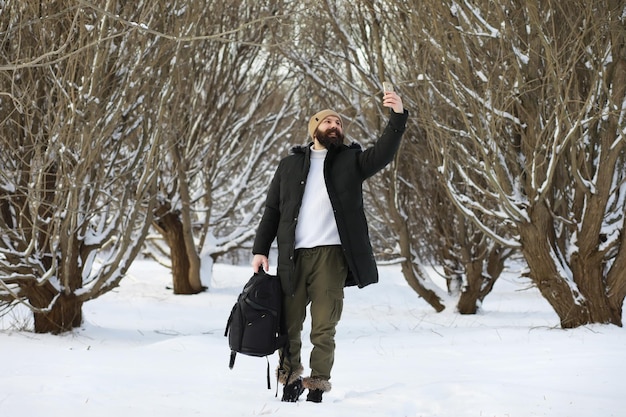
[281,245,348,382]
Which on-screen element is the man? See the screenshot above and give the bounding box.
[252,90,407,403]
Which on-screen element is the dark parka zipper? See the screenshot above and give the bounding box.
[286,150,311,296]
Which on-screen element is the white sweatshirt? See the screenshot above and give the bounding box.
[294,147,341,249]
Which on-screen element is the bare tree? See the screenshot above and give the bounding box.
[0,1,305,334]
[133,0,302,294]
[0,1,163,332]
[415,0,626,327]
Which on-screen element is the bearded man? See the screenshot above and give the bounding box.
[252,90,408,403]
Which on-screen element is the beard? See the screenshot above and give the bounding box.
[315,127,345,149]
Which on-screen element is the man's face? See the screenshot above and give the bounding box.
[315,116,344,149]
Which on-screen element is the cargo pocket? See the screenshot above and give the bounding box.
[327,287,344,324]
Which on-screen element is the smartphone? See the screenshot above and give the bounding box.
[383,81,394,93]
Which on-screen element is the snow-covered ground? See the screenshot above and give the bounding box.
[0,260,622,417]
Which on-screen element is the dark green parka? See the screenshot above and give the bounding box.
[252,110,409,295]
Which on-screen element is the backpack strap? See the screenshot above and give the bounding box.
[274,342,290,396]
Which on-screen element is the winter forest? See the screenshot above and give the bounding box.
[1,0,625,335]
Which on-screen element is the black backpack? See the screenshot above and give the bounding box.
[224,268,287,388]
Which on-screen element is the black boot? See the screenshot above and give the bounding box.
[281,377,305,402]
[306,389,323,403]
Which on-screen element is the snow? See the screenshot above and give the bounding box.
[0,260,623,417]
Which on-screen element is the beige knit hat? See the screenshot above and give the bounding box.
[308,109,342,140]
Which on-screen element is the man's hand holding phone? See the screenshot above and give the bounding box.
[382,81,403,114]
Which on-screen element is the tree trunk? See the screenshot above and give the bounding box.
[399,260,446,312]
[457,260,483,315]
[446,274,462,296]
[27,283,83,334]
[519,203,621,328]
[457,248,506,314]
[570,251,622,326]
[396,220,445,312]
[154,206,204,295]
